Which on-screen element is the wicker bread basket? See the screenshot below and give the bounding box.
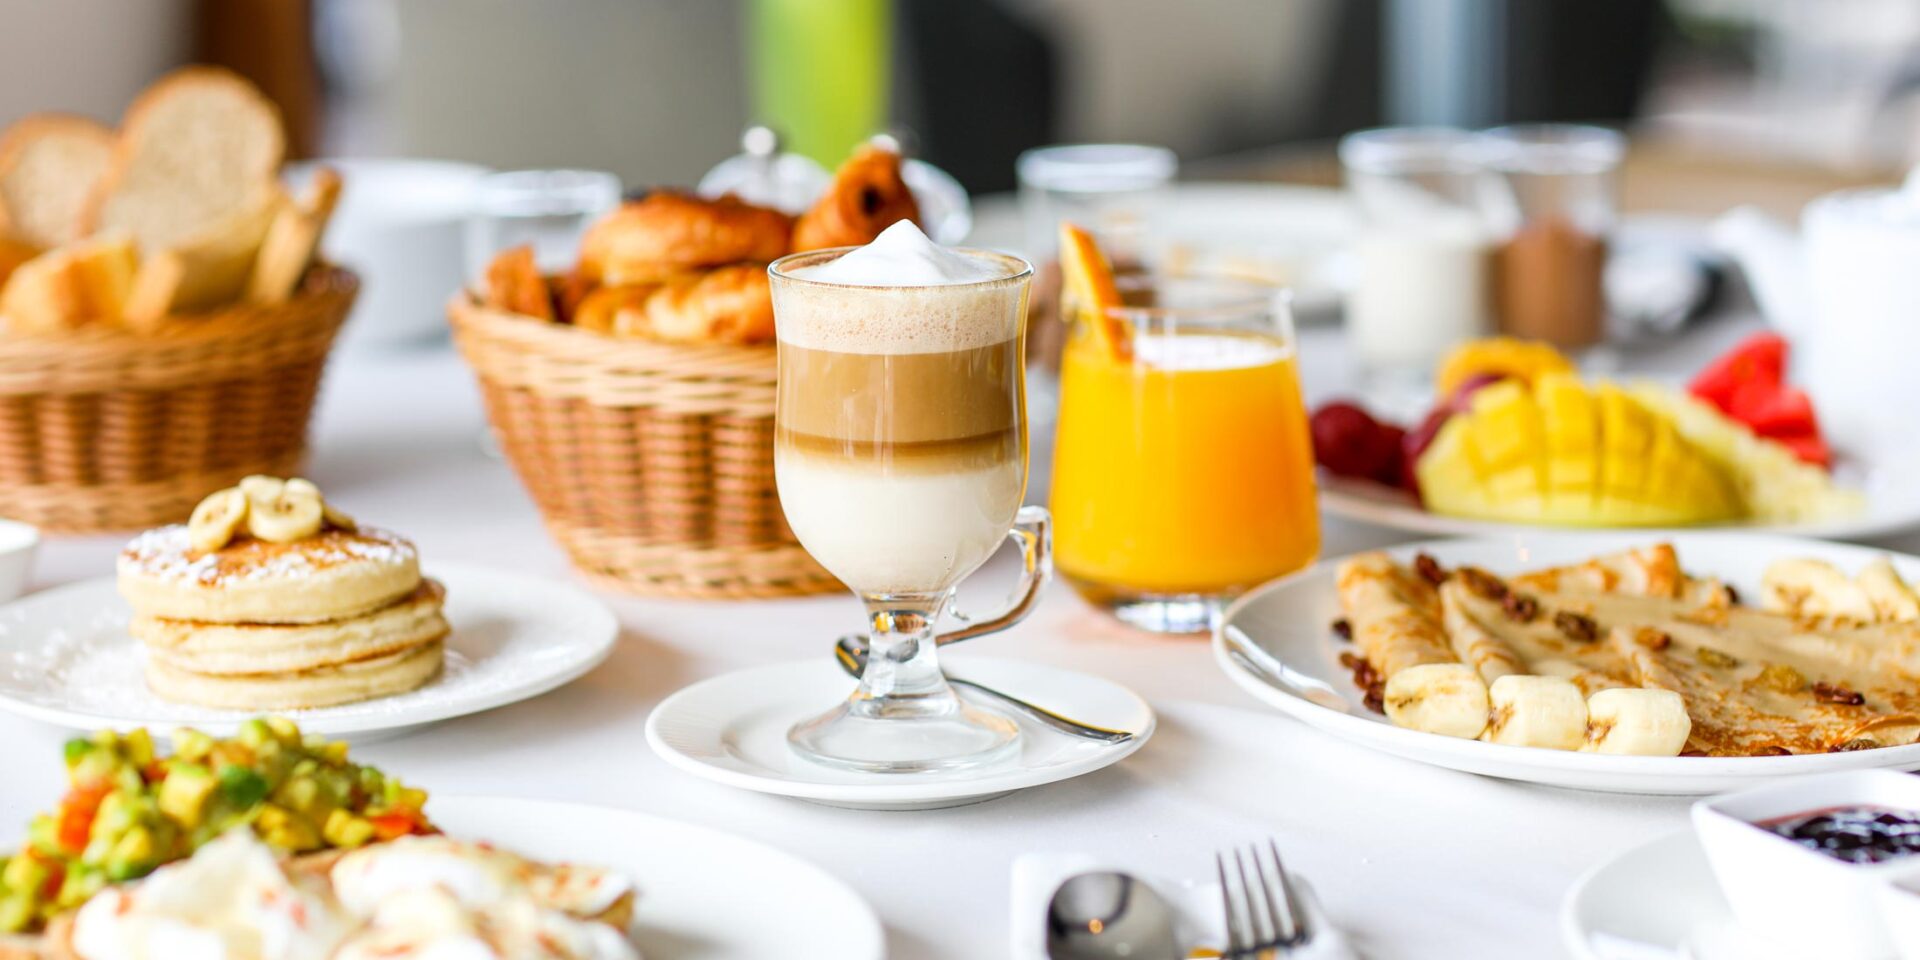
[448,293,838,599]
[0,266,357,532]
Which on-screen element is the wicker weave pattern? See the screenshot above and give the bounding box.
[0,267,356,532]
[449,295,838,599]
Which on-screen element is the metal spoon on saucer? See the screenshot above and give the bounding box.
[1046,871,1182,960]
[833,635,1134,744]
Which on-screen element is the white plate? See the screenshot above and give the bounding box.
[0,563,616,740]
[646,657,1154,810]
[967,183,1355,316]
[431,795,883,960]
[1562,830,1796,960]
[1215,533,1920,795]
[1320,442,1920,542]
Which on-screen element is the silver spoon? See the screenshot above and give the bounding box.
[1046,870,1182,960]
[833,635,1134,744]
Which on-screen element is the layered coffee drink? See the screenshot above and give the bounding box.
[772,223,1031,595]
[770,221,1043,774]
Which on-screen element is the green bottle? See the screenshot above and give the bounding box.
[748,0,891,165]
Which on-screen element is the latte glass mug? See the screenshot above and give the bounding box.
[769,247,1047,774]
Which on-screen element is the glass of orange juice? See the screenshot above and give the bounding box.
[1050,274,1319,633]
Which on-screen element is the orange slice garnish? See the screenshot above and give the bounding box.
[1058,222,1131,361]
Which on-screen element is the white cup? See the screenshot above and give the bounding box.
[1799,188,1920,452]
[288,159,491,351]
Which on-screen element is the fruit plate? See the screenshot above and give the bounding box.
[432,796,883,960]
[0,563,617,741]
[1214,533,1920,796]
[1319,446,1920,542]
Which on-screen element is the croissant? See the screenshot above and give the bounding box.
[791,145,921,251]
[481,245,553,321]
[569,265,774,346]
[578,191,791,284]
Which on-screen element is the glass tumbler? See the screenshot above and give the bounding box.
[1050,274,1319,634]
[1339,128,1498,388]
[770,247,1050,774]
[464,168,621,278]
[1482,124,1625,350]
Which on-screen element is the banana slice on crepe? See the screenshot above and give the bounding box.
[1582,688,1691,756]
[1384,663,1490,740]
[1482,675,1588,750]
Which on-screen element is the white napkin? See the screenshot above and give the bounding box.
[1011,853,1360,959]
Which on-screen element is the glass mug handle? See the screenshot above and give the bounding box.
[938,505,1052,646]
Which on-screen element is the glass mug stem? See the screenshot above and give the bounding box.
[788,506,1052,774]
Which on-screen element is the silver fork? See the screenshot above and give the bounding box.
[1215,839,1311,958]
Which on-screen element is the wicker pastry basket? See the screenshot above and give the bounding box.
[448,293,838,599]
[0,265,357,532]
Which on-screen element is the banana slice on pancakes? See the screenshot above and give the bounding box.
[1483,675,1588,750]
[248,485,324,543]
[187,488,249,553]
[1384,663,1490,740]
[187,476,354,551]
[1582,687,1691,756]
[288,477,356,531]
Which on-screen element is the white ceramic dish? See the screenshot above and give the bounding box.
[1319,438,1920,541]
[1693,770,1920,959]
[287,158,490,350]
[0,518,38,603]
[431,795,883,960]
[1215,533,1920,795]
[0,563,616,741]
[1562,830,1792,960]
[646,656,1154,810]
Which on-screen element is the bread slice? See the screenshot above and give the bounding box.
[246,165,341,304]
[0,231,137,333]
[120,182,284,331]
[82,66,285,253]
[0,115,114,249]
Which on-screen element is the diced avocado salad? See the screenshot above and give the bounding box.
[0,717,434,932]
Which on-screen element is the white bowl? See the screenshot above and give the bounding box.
[287,158,491,350]
[1694,770,1920,958]
[1878,876,1920,960]
[0,519,37,602]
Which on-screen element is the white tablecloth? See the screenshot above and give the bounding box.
[2,320,1914,959]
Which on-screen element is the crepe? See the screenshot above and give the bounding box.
[1334,552,1456,678]
[1342,544,1920,756]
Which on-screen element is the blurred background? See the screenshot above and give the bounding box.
[1,0,1912,210]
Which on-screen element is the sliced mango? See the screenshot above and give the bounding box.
[1416,377,1744,527]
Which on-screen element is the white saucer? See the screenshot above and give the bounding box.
[645,656,1155,810]
[0,563,617,741]
[1562,830,1800,960]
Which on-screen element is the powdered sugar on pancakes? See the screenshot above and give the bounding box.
[118,526,424,625]
[122,525,415,585]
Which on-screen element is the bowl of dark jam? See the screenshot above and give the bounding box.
[1693,770,1920,960]
[1760,806,1920,865]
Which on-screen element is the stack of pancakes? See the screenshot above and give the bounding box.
[117,525,448,709]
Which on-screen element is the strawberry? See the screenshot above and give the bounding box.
[1689,332,1787,407]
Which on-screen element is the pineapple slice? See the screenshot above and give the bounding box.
[1416,377,1746,526]
[1630,384,1861,524]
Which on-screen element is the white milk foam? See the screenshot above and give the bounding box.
[776,221,1025,355]
[806,221,1004,285]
